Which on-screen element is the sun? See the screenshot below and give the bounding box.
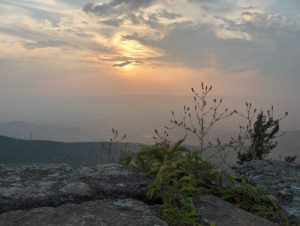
[122,63,134,71]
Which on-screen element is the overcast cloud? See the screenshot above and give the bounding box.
[0,0,299,98]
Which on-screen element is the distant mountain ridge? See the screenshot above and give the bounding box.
[0,121,90,142]
[0,135,141,167]
[0,121,298,166]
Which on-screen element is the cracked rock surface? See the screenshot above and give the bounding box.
[195,195,278,226]
[0,162,291,225]
[0,163,150,213]
[0,198,167,226]
[236,160,300,222]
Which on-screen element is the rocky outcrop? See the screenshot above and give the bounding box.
[0,198,166,226]
[236,160,300,222]
[0,163,287,225]
[0,163,150,213]
[195,195,278,226]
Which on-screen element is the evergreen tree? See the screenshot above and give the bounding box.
[237,108,287,165]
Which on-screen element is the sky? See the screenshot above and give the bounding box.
[0,0,299,98]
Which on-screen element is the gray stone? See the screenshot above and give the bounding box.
[195,195,278,226]
[236,160,300,222]
[0,162,296,226]
[0,198,167,226]
[0,163,150,213]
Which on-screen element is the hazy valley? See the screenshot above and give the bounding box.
[0,95,298,167]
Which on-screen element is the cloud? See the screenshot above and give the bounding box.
[235,11,300,77]
[59,0,91,7]
[158,10,182,20]
[154,24,217,69]
[78,0,300,78]
[83,0,157,17]
[0,27,42,41]
[124,12,163,29]
[100,18,124,27]
[83,0,179,30]
[267,0,300,17]
[0,0,63,26]
[121,33,151,44]
[24,40,73,49]
[113,61,133,67]
[1,0,300,99]
[146,7,300,77]
[187,0,236,12]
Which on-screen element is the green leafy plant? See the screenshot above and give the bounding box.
[121,139,291,226]
[121,83,292,225]
[222,180,290,225]
[122,138,228,226]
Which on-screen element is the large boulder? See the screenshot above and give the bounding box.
[0,198,167,226]
[236,160,300,222]
[0,163,150,213]
[195,195,278,226]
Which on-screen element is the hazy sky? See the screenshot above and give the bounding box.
[0,0,300,97]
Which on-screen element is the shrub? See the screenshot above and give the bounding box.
[100,128,128,162]
[235,104,288,165]
[158,82,287,165]
[222,180,290,224]
[284,155,297,164]
[122,138,229,226]
[120,82,291,225]
[121,139,290,226]
[161,82,237,162]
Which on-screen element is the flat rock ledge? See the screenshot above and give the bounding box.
[236,160,300,223]
[0,163,282,225]
[0,163,150,213]
[195,195,278,226]
[0,198,167,226]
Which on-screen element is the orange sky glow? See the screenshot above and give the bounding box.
[0,0,299,98]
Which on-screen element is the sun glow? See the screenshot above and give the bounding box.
[121,63,134,71]
[111,34,164,71]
